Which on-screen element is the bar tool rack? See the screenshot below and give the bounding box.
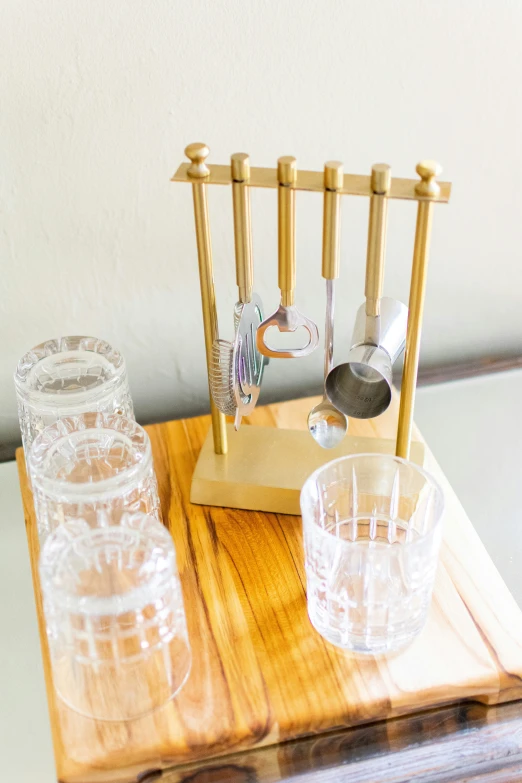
[18,151,522,783]
[173,143,451,514]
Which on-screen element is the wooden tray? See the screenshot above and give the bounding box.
[17,395,522,783]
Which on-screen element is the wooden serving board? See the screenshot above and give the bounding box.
[17,396,522,783]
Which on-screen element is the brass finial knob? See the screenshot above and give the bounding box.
[185,142,210,178]
[231,152,250,182]
[324,160,344,191]
[278,156,297,186]
[371,163,391,195]
[415,160,442,198]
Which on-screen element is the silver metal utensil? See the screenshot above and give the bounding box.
[308,282,348,448]
[326,164,408,419]
[209,153,265,429]
[209,338,237,416]
[308,162,348,448]
[256,156,319,359]
[325,296,408,418]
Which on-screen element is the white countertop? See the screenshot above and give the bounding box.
[0,459,55,780]
[414,370,522,608]
[1,370,521,782]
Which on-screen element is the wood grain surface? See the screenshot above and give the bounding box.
[16,395,522,783]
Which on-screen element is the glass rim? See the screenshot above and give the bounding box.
[40,515,175,616]
[14,335,127,407]
[300,452,445,545]
[28,413,152,500]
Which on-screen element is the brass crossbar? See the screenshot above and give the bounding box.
[172,162,451,203]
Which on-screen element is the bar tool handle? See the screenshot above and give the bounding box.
[365,163,391,318]
[231,153,253,304]
[278,156,297,307]
[322,161,343,379]
[322,161,343,281]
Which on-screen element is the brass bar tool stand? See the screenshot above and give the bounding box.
[174,146,451,514]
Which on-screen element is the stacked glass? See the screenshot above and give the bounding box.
[40,512,191,720]
[15,336,134,456]
[28,412,161,541]
[15,336,191,720]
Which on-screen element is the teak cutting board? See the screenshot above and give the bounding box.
[17,396,522,783]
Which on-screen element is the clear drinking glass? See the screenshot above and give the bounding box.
[300,454,444,654]
[40,512,191,721]
[29,413,161,541]
[15,336,134,456]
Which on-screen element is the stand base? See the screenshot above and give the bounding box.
[191,423,425,514]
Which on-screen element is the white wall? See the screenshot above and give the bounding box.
[1,0,521,446]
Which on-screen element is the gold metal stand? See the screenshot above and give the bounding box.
[174,145,451,513]
[185,143,227,455]
[396,162,441,459]
[191,423,425,515]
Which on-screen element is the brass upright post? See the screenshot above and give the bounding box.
[396,160,442,460]
[185,142,227,455]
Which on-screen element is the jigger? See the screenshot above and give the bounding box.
[326,164,407,419]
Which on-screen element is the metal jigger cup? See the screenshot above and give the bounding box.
[325,297,407,419]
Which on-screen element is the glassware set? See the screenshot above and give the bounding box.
[15,333,445,720]
[15,336,190,720]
